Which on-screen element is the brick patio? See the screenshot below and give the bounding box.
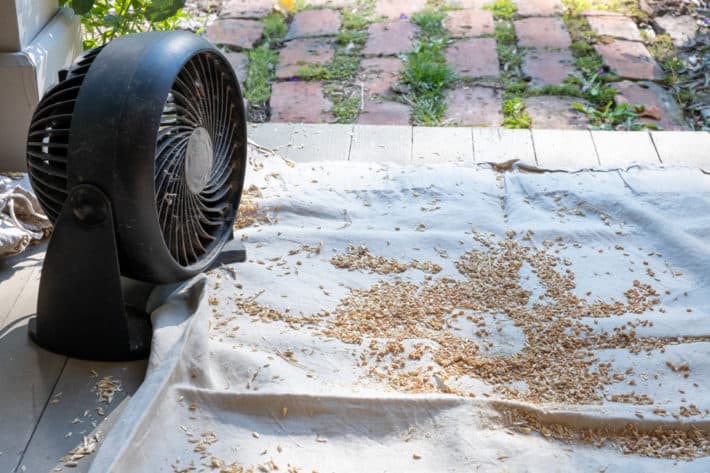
[203,0,701,130]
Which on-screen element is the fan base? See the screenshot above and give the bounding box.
[28,184,154,361]
[28,184,247,361]
[28,307,152,361]
[209,238,247,267]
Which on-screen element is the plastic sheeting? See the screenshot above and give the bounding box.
[90,157,710,472]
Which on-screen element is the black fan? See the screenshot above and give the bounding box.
[26,31,247,360]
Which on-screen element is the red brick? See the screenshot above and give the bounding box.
[523,49,576,87]
[362,21,417,56]
[614,80,689,130]
[444,86,502,126]
[445,10,494,38]
[514,17,571,49]
[275,38,335,79]
[444,0,488,8]
[306,0,354,7]
[582,10,625,17]
[224,51,249,85]
[587,15,642,41]
[220,0,273,19]
[357,57,403,98]
[357,100,410,125]
[595,40,663,81]
[270,81,333,122]
[446,38,499,78]
[516,0,563,16]
[525,96,590,129]
[374,0,427,20]
[285,9,341,40]
[205,19,263,50]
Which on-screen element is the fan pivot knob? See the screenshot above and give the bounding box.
[70,185,109,225]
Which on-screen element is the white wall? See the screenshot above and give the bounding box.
[0,7,81,171]
[0,0,59,51]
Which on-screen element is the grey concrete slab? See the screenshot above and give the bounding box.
[0,244,68,473]
[249,123,353,163]
[651,131,710,169]
[0,244,45,327]
[532,129,599,170]
[0,242,146,473]
[248,122,297,153]
[19,359,147,473]
[285,124,353,162]
[0,318,66,473]
[412,126,473,165]
[591,130,660,167]
[472,128,536,165]
[349,125,412,164]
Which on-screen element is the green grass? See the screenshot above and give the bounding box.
[293,0,310,12]
[405,43,454,93]
[342,4,373,31]
[296,53,361,81]
[570,39,595,58]
[242,12,288,121]
[262,13,288,44]
[336,29,368,46]
[559,12,658,129]
[562,13,620,107]
[565,15,597,44]
[572,101,656,130]
[295,63,327,80]
[412,9,447,38]
[646,34,682,85]
[488,8,529,128]
[244,45,278,105]
[495,21,516,43]
[484,0,517,20]
[495,22,522,79]
[529,84,584,99]
[403,10,455,125]
[562,0,646,19]
[645,34,686,115]
[502,97,531,128]
[329,93,360,122]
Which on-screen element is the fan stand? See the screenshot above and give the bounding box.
[28,184,245,361]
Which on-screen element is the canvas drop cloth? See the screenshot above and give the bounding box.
[89,152,710,473]
[0,175,51,258]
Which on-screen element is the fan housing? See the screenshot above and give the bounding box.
[26,31,247,360]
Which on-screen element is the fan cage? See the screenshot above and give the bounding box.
[155,50,242,267]
[27,47,104,222]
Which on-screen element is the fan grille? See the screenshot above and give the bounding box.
[26,47,104,222]
[155,51,243,267]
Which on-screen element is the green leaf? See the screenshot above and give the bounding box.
[72,0,95,15]
[145,0,185,22]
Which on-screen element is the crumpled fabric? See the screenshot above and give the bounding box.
[0,175,51,258]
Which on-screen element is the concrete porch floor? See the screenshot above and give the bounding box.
[249,124,710,170]
[1,125,709,473]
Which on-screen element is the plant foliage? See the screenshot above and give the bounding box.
[404,10,455,125]
[62,0,186,49]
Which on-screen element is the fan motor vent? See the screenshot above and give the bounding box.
[26,47,104,222]
[156,51,242,267]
